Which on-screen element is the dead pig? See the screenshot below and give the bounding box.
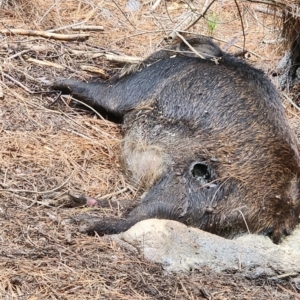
[51,42,300,244]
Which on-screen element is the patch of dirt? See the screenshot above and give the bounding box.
[0,0,300,299]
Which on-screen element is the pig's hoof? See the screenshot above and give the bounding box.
[68,194,88,207]
[38,76,68,86]
[69,194,103,207]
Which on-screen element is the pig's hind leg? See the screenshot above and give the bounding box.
[68,194,143,235]
[75,200,185,236]
[51,78,121,114]
[50,77,152,116]
[75,175,189,236]
[68,194,137,214]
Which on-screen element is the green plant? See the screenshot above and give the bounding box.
[207,13,219,34]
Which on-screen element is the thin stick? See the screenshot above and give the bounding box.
[255,6,282,17]
[0,29,89,41]
[233,0,246,50]
[98,53,142,64]
[96,187,129,199]
[245,0,285,9]
[111,0,136,29]
[7,49,30,60]
[175,32,206,59]
[80,65,108,78]
[65,96,106,122]
[0,84,3,99]
[276,273,299,279]
[71,25,104,31]
[38,0,61,25]
[151,0,162,11]
[70,50,142,63]
[283,93,300,112]
[26,57,65,69]
[47,21,87,33]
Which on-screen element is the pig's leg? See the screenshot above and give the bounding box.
[75,174,189,235]
[68,194,137,214]
[50,74,157,116]
[50,57,189,116]
[51,79,124,116]
[75,200,186,235]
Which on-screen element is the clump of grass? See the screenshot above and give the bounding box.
[207,13,219,35]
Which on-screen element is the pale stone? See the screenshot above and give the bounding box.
[110,219,300,275]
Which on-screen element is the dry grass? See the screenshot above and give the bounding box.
[0,0,300,299]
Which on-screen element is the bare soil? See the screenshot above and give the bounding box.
[0,0,299,299]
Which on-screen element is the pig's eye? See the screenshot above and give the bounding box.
[190,162,211,181]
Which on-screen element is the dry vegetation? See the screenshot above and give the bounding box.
[0,0,300,299]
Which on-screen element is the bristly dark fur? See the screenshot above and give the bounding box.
[51,38,300,244]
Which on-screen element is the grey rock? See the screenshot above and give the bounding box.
[111,219,300,275]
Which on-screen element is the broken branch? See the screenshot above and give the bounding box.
[25,57,65,69]
[71,25,104,31]
[0,28,89,41]
[80,65,108,79]
[70,49,143,64]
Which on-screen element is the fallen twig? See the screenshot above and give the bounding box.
[71,25,104,31]
[7,49,30,60]
[111,0,136,29]
[104,53,142,64]
[25,57,65,69]
[0,28,89,41]
[71,49,142,64]
[276,273,299,279]
[80,65,108,78]
[0,84,3,99]
[255,6,282,17]
[62,96,106,122]
[47,21,87,33]
[151,0,162,11]
[245,0,285,9]
[96,187,129,199]
[175,32,206,59]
